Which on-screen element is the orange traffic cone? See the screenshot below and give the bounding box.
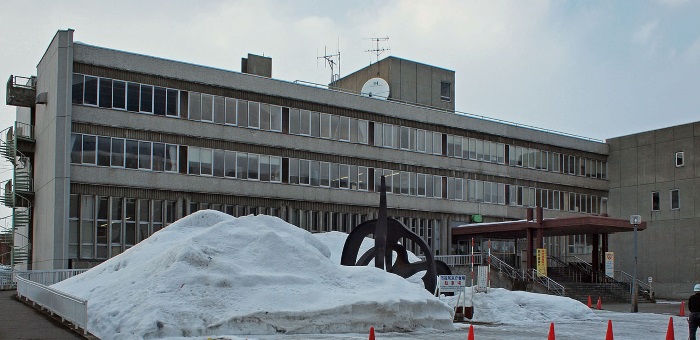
[666,316,675,340]
[468,324,475,340]
[369,326,375,340]
[547,322,555,340]
[680,302,686,317]
[596,297,602,310]
[605,320,614,340]
[587,296,592,308]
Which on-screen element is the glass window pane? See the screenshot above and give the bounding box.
[249,102,260,129]
[201,94,213,121]
[84,76,98,105]
[200,148,213,175]
[270,105,282,131]
[97,136,111,166]
[154,87,166,116]
[165,144,178,172]
[270,156,282,182]
[213,149,224,177]
[225,98,237,125]
[299,159,310,185]
[127,82,140,112]
[320,162,330,187]
[339,164,349,188]
[288,157,298,184]
[152,143,165,171]
[248,154,259,180]
[189,92,201,121]
[166,89,178,116]
[260,103,270,130]
[358,120,368,144]
[125,140,139,169]
[72,74,84,104]
[63,130,81,163]
[237,100,249,127]
[310,161,320,186]
[259,155,270,181]
[140,85,153,113]
[112,80,126,109]
[225,151,236,177]
[138,141,152,170]
[188,146,201,175]
[82,135,96,165]
[236,153,248,179]
[111,138,124,167]
[311,111,320,137]
[214,96,225,124]
[331,115,340,140]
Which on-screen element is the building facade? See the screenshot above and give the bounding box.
[4,30,610,283]
[607,123,700,299]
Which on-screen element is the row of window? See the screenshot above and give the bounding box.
[69,195,177,260]
[72,73,608,181]
[71,133,606,214]
[651,190,681,211]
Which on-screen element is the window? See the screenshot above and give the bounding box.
[676,152,684,167]
[671,189,680,210]
[651,192,660,211]
[440,82,451,101]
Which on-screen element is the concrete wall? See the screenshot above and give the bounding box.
[32,30,73,270]
[330,57,455,112]
[607,122,700,299]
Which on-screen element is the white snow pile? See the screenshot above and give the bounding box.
[52,211,455,339]
[447,287,598,325]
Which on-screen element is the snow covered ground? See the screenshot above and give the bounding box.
[52,211,690,339]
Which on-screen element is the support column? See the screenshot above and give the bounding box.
[526,228,533,271]
[591,233,600,283]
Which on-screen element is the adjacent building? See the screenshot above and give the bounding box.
[3,29,693,299]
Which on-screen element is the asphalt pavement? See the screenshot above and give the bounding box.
[0,290,86,340]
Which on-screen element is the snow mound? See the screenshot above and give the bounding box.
[447,288,598,325]
[53,211,454,339]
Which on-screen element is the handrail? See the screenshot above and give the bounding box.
[489,254,525,281]
[616,270,654,298]
[15,274,88,334]
[14,121,34,140]
[528,269,565,295]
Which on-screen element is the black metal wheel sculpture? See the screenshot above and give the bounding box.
[340,176,451,293]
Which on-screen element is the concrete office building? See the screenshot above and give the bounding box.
[607,123,700,299]
[3,29,636,293]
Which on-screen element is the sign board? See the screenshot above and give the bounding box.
[438,275,467,293]
[605,252,614,278]
[477,266,489,292]
[536,248,547,277]
[648,277,653,283]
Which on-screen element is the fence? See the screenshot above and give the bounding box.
[15,274,88,334]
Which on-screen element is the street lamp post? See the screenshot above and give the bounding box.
[630,215,641,313]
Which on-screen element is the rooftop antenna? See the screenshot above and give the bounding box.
[317,40,341,84]
[365,37,390,64]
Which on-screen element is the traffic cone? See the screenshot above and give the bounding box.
[665,316,675,340]
[605,320,614,340]
[547,322,555,340]
[368,326,375,340]
[680,302,686,317]
[587,296,592,308]
[596,296,602,310]
[468,324,475,340]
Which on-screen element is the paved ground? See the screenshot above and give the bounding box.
[0,290,85,340]
[599,300,685,315]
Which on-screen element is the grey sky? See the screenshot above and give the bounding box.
[1,0,699,142]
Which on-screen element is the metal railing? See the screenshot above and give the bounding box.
[616,270,654,299]
[9,75,36,89]
[527,269,566,296]
[15,274,88,334]
[14,121,34,140]
[489,254,526,281]
[1,269,87,289]
[431,254,480,266]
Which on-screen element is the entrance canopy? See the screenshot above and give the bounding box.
[452,215,647,240]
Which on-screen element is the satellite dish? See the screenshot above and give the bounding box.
[361,77,390,100]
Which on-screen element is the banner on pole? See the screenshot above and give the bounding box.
[536,248,547,277]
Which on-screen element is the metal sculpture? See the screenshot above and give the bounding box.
[341,176,451,293]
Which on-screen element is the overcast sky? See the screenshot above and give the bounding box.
[2,0,699,142]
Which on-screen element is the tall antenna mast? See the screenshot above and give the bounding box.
[365,37,390,64]
[317,42,341,84]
